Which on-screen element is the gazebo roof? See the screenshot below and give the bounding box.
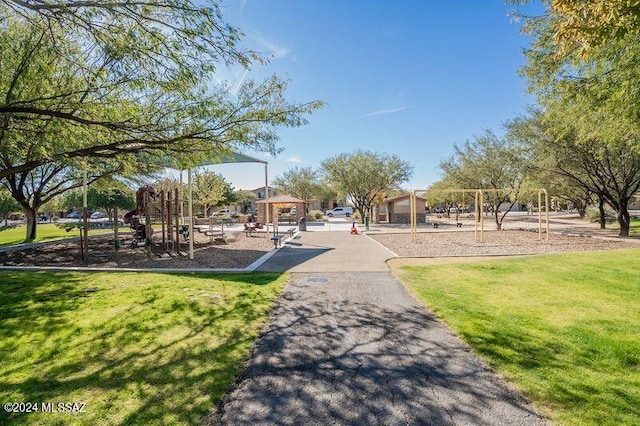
[256,194,304,208]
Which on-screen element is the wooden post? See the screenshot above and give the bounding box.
[114,206,120,252]
[160,190,166,251]
[175,188,180,254]
[166,190,173,252]
[144,191,152,257]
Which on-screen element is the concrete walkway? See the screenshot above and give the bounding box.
[216,230,547,425]
[256,228,393,272]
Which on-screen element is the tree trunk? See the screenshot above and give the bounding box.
[24,206,38,241]
[494,210,502,230]
[617,202,631,237]
[577,204,587,219]
[598,196,606,229]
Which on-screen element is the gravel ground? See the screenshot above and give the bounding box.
[3,225,638,270]
[369,230,640,258]
[0,230,274,269]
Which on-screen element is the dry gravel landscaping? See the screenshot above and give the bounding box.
[369,229,640,258]
[0,230,274,269]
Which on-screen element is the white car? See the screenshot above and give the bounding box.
[325,207,353,217]
[210,209,230,216]
[90,211,108,219]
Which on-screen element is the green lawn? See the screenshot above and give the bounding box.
[0,223,115,248]
[630,218,640,236]
[396,250,640,425]
[0,271,287,425]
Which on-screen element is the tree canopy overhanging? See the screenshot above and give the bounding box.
[0,1,322,239]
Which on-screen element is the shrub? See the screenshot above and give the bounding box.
[310,210,323,220]
[586,206,615,223]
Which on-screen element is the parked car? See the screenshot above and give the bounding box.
[66,211,81,219]
[90,211,108,219]
[433,207,446,214]
[325,207,353,217]
[211,209,230,216]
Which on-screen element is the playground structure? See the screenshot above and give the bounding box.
[123,185,188,256]
[121,184,276,258]
[409,188,550,243]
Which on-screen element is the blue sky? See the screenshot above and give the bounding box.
[193,0,540,191]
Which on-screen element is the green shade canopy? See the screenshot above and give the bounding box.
[160,151,267,170]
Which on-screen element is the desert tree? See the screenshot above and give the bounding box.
[440,130,529,230]
[0,8,320,238]
[273,166,323,212]
[0,186,19,226]
[322,150,413,223]
[192,171,235,216]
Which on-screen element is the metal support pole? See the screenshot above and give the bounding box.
[480,191,485,242]
[544,188,550,240]
[265,163,270,239]
[179,171,184,225]
[167,190,173,251]
[188,169,194,260]
[82,157,89,261]
[410,191,416,242]
[538,190,542,240]
[474,190,479,242]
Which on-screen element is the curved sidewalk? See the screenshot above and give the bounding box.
[215,231,547,425]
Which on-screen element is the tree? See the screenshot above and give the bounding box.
[0,0,253,125]
[322,151,413,223]
[508,112,596,219]
[1,157,142,240]
[516,0,640,148]
[423,178,474,219]
[513,111,640,237]
[0,186,19,226]
[235,190,257,214]
[192,171,235,216]
[87,187,135,221]
[440,130,528,230]
[0,10,320,238]
[0,6,322,180]
[513,0,640,59]
[273,166,322,212]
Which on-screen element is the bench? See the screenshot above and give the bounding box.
[433,223,439,228]
[287,227,296,237]
[270,235,282,248]
[456,222,462,228]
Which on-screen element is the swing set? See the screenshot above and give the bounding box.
[409,188,550,243]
